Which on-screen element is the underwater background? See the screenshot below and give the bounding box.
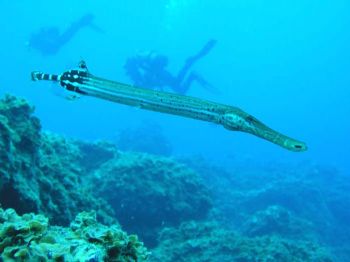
[0,0,349,261]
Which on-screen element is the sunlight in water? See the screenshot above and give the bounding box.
[164,0,198,31]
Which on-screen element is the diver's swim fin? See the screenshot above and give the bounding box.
[177,39,217,85]
[76,14,105,33]
[184,39,217,66]
[196,39,217,58]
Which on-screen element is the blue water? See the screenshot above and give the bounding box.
[1,0,349,171]
[0,0,349,258]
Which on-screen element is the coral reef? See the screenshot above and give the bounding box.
[89,152,212,247]
[0,208,149,261]
[151,220,332,262]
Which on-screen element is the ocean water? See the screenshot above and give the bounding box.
[0,0,349,261]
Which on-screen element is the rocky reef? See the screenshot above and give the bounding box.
[152,220,332,262]
[0,95,212,250]
[0,208,149,261]
[1,94,347,261]
[240,205,315,241]
[0,95,115,226]
[90,152,212,247]
[184,157,350,261]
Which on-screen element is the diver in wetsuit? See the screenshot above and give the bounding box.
[28,13,101,56]
[124,39,217,94]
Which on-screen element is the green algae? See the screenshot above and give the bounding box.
[0,208,149,261]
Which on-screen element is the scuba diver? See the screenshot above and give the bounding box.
[28,13,102,56]
[124,39,217,95]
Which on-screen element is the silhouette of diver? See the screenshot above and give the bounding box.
[124,39,217,94]
[28,14,101,56]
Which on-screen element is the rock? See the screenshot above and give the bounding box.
[0,95,212,249]
[152,220,333,262]
[90,152,213,247]
[241,205,314,240]
[184,158,350,260]
[0,95,115,225]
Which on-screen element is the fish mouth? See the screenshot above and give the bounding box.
[223,112,308,152]
[285,140,308,152]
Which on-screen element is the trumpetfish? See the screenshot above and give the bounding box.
[31,61,307,152]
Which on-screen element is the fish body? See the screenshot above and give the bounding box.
[31,63,307,152]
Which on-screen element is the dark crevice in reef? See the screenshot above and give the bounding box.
[0,180,37,214]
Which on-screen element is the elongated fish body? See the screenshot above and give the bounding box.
[31,63,307,152]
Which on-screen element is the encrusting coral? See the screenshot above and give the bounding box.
[0,208,149,261]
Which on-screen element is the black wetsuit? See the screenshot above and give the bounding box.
[29,14,96,56]
[124,39,217,94]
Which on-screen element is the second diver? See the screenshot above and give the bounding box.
[124,39,217,95]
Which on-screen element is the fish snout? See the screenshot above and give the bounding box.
[284,140,308,152]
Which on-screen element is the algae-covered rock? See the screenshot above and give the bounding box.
[0,208,149,261]
[0,94,41,160]
[90,152,212,246]
[0,95,115,225]
[152,220,333,262]
[241,205,315,240]
[0,94,212,246]
[0,95,43,214]
[37,133,116,225]
[0,94,343,261]
[75,140,116,172]
[184,158,350,260]
[229,165,350,251]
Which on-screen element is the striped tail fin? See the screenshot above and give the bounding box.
[31,71,61,82]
